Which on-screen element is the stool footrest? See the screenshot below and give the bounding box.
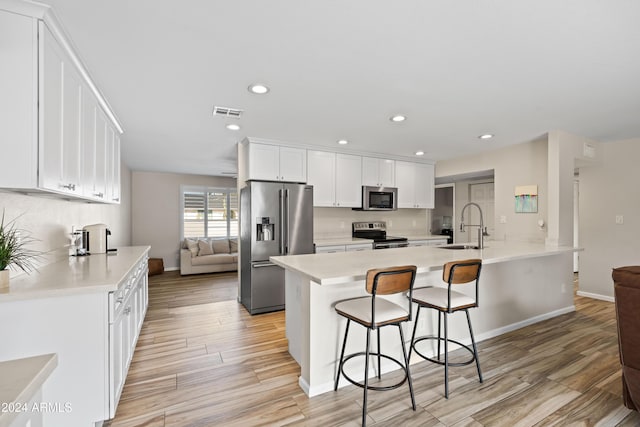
[411,336,477,367]
[340,352,409,391]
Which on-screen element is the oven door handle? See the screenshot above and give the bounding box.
[374,242,408,249]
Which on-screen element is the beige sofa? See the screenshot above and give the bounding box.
[180,238,238,275]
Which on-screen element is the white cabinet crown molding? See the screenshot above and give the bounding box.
[0,0,123,134]
[241,136,435,166]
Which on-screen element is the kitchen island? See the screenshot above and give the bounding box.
[271,241,578,397]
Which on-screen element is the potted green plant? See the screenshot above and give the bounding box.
[0,210,40,288]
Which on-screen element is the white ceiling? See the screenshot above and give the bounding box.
[39,0,640,176]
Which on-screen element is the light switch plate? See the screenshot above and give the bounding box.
[616,215,624,225]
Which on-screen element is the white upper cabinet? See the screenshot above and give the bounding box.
[40,24,82,195]
[0,5,122,203]
[307,150,335,206]
[307,151,361,207]
[82,94,109,201]
[106,130,121,203]
[247,142,307,182]
[395,161,435,208]
[335,153,362,207]
[362,157,395,187]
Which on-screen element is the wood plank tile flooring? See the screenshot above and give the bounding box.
[105,272,640,426]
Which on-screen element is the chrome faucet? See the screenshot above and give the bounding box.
[460,202,489,249]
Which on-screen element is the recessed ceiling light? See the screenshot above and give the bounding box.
[337,139,349,145]
[248,84,269,94]
[415,151,424,156]
[226,124,240,131]
[390,115,406,122]
[479,134,494,140]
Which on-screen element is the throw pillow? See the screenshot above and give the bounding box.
[229,239,238,253]
[197,239,213,256]
[212,239,230,254]
[184,238,199,257]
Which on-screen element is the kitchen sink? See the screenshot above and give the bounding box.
[438,244,482,250]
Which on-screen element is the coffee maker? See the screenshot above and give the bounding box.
[71,227,89,256]
[83,224,112,254]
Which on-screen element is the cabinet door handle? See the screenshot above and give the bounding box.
[60,183,76,191]
[112,197,120,202]
[124,307,131,315]
[93,192,104,198]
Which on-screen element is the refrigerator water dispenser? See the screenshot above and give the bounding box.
[256,217,274,241]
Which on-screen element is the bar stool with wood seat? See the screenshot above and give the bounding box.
[334,265,417,426]
[409,259,483,398]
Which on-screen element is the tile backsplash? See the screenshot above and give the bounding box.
[313,207,429,238]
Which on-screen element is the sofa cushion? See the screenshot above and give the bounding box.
[229,239,238,253]
[198,239,214,256]
[191,254,235,266]
[212,239,230,254]
[183,238,199,257]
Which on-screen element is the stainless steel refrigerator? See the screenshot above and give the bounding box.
[240,181,314,314]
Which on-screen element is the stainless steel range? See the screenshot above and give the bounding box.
[352,221,408,249]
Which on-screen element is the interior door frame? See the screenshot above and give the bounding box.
[434,183,455,240]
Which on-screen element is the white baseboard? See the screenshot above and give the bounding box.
[473,305,576,343]
[576,291,615,303]
[164,267,180,272]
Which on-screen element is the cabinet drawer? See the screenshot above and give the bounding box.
[315,245,345,254]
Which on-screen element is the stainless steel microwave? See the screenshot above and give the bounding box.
[356,186,398,211]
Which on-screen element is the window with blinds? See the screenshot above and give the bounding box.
[182,187,238,239]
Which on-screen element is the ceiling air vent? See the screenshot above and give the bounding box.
[212,106,243,118]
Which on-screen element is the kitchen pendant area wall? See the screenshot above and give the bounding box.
[313,207,429,238]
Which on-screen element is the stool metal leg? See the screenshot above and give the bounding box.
[334,319,351,391]
[437,311,442,361]
[444,312,449,398]
[466,310,483,383]
[363,327,371,427]
[377,328,381,379]
[398,324,416,410]
[408,305,421,360]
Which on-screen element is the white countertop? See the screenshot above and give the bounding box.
[314,237,373,247]
[0,246,150,302]
[0,353,58,427]
[272,241,580,285]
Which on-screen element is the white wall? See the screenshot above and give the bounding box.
[131,171,236,270]
[0,161,132,279]
[578,138,640,300]
[436,138,549,243]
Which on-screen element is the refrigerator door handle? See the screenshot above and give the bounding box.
[284,188,290,255]
[252,261,279,268]
[279,188,285,255]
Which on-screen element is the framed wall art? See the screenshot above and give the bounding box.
[515,185,538,213]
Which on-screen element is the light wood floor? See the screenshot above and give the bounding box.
[105,271,640,426]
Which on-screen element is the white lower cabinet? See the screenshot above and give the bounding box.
[407,239,448,247]
[0,247,148,427]
[345,243,373,251]
[108,255,149,418]
[315,242,373,253]
[315,244,345,254]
